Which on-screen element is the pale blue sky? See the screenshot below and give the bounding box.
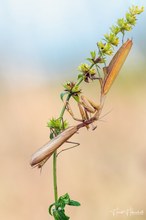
[0,0,145,85]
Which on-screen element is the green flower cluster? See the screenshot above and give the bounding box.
[77,5,144,83]
[63,81,81,94]
[98,5,144,56]
[47,118,68,137]
[78,63,96,82]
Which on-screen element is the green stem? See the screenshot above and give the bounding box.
[75,76,83,87]
[52,94,71,205]
[60,94,71,118]
[52,78,84,205]
[53,151,58,203]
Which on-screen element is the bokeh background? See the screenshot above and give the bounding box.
[0,0,146,220]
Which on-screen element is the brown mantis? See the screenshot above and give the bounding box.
[30,97,102,168]
[30,39,132,169]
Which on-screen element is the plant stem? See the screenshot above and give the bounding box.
[52,78,84,205]
[60,94,71,118]
[75,77,83,87]
[52,94,71,205]
[53,151,58,203]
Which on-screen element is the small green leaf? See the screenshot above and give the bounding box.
[86,58,94,64]
[90,50,96,59]
[52,211,60,220]
[58,211,70,220]
[53,210,63,220]
[71,85,80,93]
[50,132,54,140]
[73,94,79,102]
[60,91,68,101]
[77,73,83,79]
[53,209,70,220]
[58,193,70,206]
[69,200,81,206]
[48,203,55,216]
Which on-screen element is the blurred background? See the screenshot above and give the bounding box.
[0,0,146,220]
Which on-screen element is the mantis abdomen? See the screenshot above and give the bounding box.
[30,126,78,168]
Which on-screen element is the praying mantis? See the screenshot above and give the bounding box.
[30,96,102,168]
[30,39,132,169]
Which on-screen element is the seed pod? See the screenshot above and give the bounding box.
[102,39,133,95]
[30,126,78,168]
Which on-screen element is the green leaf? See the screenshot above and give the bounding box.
[52,211,60,220]
[50,132,54,140]
[69,200,81,206]
[71,85,80,93]
[53,209,70,220]
[53,210,63,220]
[48,203,55,216]
[58,210,70,220]
[77,74,83,80]
[86,58,94,64]
[90,50,96,59]
[49,193,80,219]
[73,95,79,102]
[58,193,70,206]
[60,91,69,101]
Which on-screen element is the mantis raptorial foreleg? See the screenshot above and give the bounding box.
[65,95,100,130]
[65,101,84,122]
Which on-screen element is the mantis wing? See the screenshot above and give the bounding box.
[30,126,78,168]
[102,39,133,95]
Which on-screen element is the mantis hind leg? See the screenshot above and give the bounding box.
[57,141,80,157]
